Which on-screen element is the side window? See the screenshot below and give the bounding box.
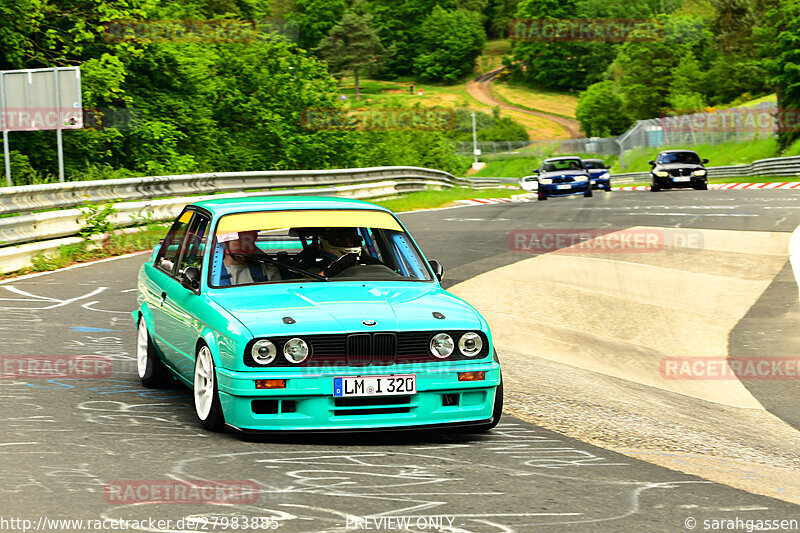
[156,211,193,274]
[177,214,210,274]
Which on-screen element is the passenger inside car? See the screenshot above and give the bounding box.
[219,230,281,285]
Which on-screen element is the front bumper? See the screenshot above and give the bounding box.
[539,181,590,196]
[590,178,611,190]
[216,362,501,431]
[653,174,706,188]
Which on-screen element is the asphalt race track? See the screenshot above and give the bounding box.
[3,189,800,532]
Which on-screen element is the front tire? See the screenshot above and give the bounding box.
[651,182,661,192]
[537,192,548,201]
[194,344,226,432]
[137,316,172,388]
[584,187,593,198]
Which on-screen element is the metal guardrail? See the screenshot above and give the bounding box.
[0,166,458,216]
[0,167,511,273]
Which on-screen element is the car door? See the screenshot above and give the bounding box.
[157,211,211,380]
[144,209,193,369]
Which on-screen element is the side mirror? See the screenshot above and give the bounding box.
[181,266,201,292]
[605,164,612,169]
[701,158,709,164]
[151,243,161,262]
[648,160,656,166]
[429,259,444,282]
[532,169,540,174]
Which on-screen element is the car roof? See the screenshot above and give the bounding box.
[581,158,604,162]
[658,150,699,155]
[191,195,393,217]
[543,156,582,162]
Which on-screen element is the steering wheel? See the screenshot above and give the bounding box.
[323,253,358,277]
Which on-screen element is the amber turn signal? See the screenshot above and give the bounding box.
[255,379,286,389]
[457,371,485,382]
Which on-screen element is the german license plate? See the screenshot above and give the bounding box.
[673,176,690,182]
[556,184,571,190]
[333,375,416,397]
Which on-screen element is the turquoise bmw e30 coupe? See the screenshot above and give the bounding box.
[134,196,502,433]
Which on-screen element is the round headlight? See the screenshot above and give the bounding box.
[251,339,277,365]
[429,333,454,359]
[573,175,588,182]
[656,171,669,178]
[283,338,309,364]
[693,169,706,176]
[458,332,483,357]
[539,178,553,185]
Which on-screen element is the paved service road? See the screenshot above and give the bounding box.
[2,189,800,532]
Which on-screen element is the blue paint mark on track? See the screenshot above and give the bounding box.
[71,326,119,333]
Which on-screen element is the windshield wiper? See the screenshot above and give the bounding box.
[230,253,330,281]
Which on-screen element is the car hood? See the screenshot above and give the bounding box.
[655,163,704,171]
[587,169,610,177]
[207,282,483,337]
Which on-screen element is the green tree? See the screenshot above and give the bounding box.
[315,0,387,99]
[369,0,447,77]
[509,0,616,91]
[666,53,707,114]
[413,6,485,83]
[757,0,800,148]
[286,0,346,50]
[575,81,632,137]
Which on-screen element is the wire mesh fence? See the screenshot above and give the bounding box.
[456,102,779,168]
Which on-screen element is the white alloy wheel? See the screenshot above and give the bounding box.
[137,317,149,379]
[194,345,215,421]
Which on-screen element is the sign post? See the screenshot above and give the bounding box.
[0,67,82,186]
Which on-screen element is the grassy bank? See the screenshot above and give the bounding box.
[491,81,578,119]
[614,137,785,173]
[2,223,170,280]
[373,187,517,212]
[469,154,620,178]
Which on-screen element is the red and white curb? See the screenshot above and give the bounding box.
[613,182,800,191]
[456,193,537,205]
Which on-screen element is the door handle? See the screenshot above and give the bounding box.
[160,291,167,306]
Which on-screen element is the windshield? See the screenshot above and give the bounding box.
[542,159,584,172]
[658,152,701,165]
[209,209,433,287]
[582,160,605,169]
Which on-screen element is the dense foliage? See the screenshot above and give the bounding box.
[2,0,799,184]
[570,0,783,137]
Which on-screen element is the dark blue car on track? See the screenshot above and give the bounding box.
[531,157,592,201]
[582,158,612,191]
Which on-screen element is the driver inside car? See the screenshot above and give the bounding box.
[312,227,382,276]
[220,230,280,285]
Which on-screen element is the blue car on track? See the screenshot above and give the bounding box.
[532,156,593,201]
[581,158,612,191]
